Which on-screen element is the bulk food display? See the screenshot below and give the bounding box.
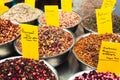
[81,14,120,33]
[0,57,58,80]
[14,26,74,66]
[0,18,20,44]
[38,11,81,32]
[0,0,120,80]
[0,3,43,24]
[0,18,20,57]
[73,33,120,68]
[68,70,120,80]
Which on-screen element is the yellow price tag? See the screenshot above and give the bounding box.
[21,24,39,60]
[62,0,72,12]
[97,41,120,75]
[96,9,113,34]
[0,6,9,15]
[45,5,59,27]
[0,0,4,6]
[25,0,35,8]
[101,0,116,9]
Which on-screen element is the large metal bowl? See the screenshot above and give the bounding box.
[0,56,59,80]
[0,21,20,58]
[72,33,120,70]
[72,33,97,70]
[38,10,81,33]
[81,13,120,34]
[1,3,43,25]
[14,28,75,67]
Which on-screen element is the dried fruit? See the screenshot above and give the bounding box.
[0,57,56,80]
[0,18,20,44]
[73,33,120,67]
[16,26,73,58]
[73,70,120,80]
[38,11,80,28]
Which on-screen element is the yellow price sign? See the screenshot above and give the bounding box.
[45,5,59,27]
[101,0,116,9]
[96,9,113,34]
[97,41,120,75]
[0,6,9,15]
[25,0,35,8]
[0,0,4,6]
[62,0,72,12]
[21,24,39,60]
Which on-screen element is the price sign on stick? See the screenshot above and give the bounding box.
[62,0,72,12]
[21,24,39,60]
[96,9,113,34]
[25,0,35,8]
[45,5,59,27]
[97,41,120,75]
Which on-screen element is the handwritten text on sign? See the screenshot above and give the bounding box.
[45,5,59,27]
[96,9,113,34]
[21,24,39,60]
[101,0,116,9]
[97,41,120,75]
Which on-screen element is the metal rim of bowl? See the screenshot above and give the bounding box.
[1,3,43,23]
[0,20,20,46]
[37,10,82,29]
[14,28,75,59]
[68,70,94,80]
[0,56,59,80]
[72,33,98,70]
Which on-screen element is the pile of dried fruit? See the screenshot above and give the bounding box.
[0,57,56,80]
[0,18,20,44]
[38,11,80,28]
[81,14,120,33]
[0,3,42,23]
[16,26,73,58]
[73,70,120,80]
[73,33,120,67]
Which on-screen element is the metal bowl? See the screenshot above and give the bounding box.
[81,13,120,34]
[1,3,43,25]
[38,10,81,33]
[0,56,59,80]
[68,70,93,80]
[14,28,75,67]
[72,33,97,70]
[72,33,120,70]
[0,21,20,58]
